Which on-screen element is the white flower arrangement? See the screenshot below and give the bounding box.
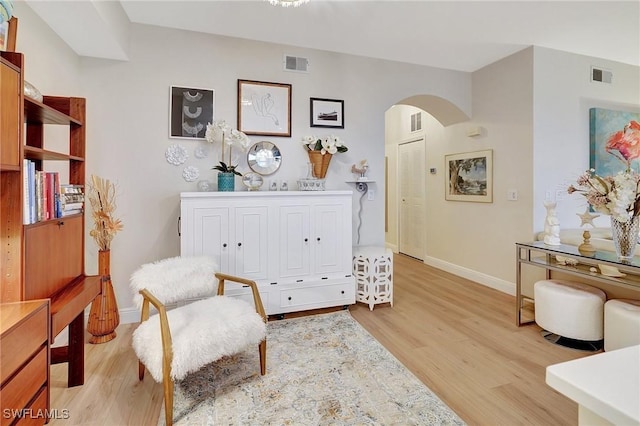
[302,135,348,155]
[205,120,251,175]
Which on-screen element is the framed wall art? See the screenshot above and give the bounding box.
[238,79,291,137]
[0,17,17,52]
[169,85,215,140]
[590,107,640,177]
[445,149,493,202]
[310,97,344,128]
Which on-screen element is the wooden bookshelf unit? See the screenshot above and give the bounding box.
[0,52,100,390]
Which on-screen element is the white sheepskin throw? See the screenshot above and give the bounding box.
[132,296,266,382]
[129,256,218,309]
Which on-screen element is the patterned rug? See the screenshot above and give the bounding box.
[159,310,465,425]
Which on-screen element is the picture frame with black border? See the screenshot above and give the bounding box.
[238,79,291,137]
[310,97,344,128]
[169,85,214,140]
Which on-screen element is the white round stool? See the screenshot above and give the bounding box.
[604,299,640,351]
[534,280,606,350]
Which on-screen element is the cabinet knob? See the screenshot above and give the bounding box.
[237,242,242,247]
[288,296,292,301]
[57,221,64,227]
[222,243,227,248]
[304,238,308,242]
[341,290,345,294]
[317,237,321,242]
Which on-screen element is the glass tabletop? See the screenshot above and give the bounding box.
[517,241,640,270]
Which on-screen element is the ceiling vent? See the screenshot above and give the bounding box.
[591,66,613,84]
[284,55,309,73]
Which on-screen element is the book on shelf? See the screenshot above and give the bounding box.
[21,168,74,223]
[61,209,83,217]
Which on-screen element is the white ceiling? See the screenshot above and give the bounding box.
[24,0,640,72]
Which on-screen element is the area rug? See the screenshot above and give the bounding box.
[159,310,465,425]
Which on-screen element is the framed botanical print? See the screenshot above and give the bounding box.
[237,79,291,137]
[445,149,493,202]
[169,85,215,140]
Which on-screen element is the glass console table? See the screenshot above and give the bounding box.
[516,241,640,326]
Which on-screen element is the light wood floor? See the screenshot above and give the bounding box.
[50,254,589,425]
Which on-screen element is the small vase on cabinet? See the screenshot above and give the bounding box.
[611,216,640,262]
[87,249,120,343]
[218,172,235,191]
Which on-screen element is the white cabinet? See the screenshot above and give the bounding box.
[181,191,355,315]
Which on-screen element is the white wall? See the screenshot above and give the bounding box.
[385,48,534,294]
[12,10,471,322]
[532,47,640,231]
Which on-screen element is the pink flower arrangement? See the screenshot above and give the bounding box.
[568,120,640,223]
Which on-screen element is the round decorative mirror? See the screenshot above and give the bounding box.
[247,141,282,175]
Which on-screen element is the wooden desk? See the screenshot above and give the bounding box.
[516,241,640,326]
[546,345,640,425]
[0,300,50,426]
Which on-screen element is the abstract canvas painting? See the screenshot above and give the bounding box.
[590,108,640,176]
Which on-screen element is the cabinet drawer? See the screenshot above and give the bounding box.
[14,387,48,426]
[279,282,354,309]
[0,307,48,384]
[24,216,83,300]
[1,347,47,426]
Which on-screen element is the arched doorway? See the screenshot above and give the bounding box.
[385,95,469,259]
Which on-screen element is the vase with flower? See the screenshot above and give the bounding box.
[86,175,124,343]
[568,120,640,261]
[205,120,251,191]
[301,135,348,179]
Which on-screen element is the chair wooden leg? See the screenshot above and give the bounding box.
[259,339,266,375]
[163,379,174,426]
[138,361,145,380]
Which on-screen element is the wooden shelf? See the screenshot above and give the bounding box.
[24,146,84,162]
[24,97,83,126]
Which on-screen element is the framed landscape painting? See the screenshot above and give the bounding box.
[238,79,291,137]
[445,149,493,202]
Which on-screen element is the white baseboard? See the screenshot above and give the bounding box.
[423,256,515,296]
[119,307,140,324]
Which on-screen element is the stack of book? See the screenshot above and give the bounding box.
[23,160,84,224]
[60,184,85,217]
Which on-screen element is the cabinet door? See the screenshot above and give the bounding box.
[0,60,20,169]
[191,207,230,272]
[24,216,83,300]
[233,206,268,280]
[279,205,311,279]
[312,202,345,276]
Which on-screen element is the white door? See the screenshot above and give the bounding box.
[398,139,426,260]
[279,204,311,279]
[233,206,269,280]
[191,207,231,271]
[312,202,344,276]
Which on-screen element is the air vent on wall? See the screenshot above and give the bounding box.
[591,66,613,84]
[284,55,309,73]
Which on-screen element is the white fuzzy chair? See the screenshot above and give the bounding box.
[130,256,267,426]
